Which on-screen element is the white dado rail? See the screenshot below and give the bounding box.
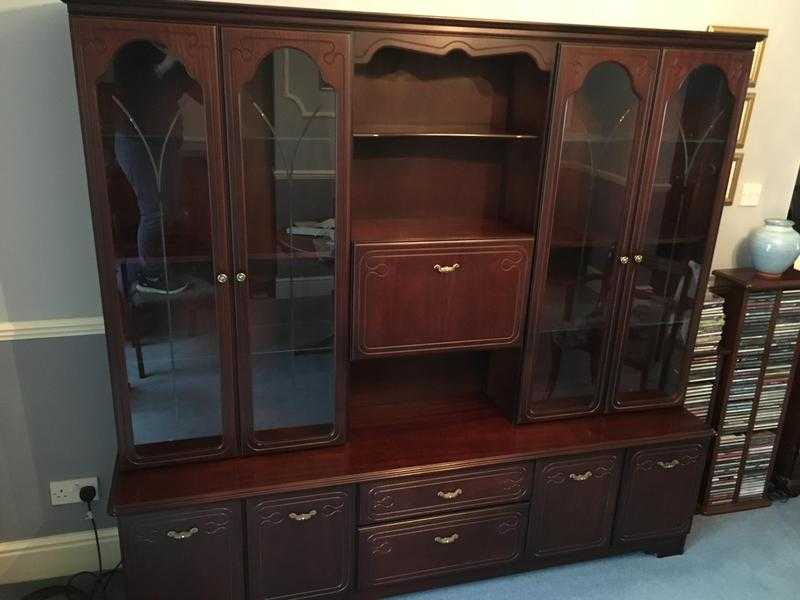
[0,317,105,342]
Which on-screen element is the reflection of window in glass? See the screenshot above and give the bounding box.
[239,48,337,442]
[98,40,223,448]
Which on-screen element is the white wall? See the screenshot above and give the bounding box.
[2,0,799,317]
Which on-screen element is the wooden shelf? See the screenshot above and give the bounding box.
[351,217,534,244]
[110,406,712,515]
[354,131,539,140]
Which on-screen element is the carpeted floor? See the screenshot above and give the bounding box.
[2,500,797,600]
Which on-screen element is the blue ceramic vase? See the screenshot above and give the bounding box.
[749,219,800,278]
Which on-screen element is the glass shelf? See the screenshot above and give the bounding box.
[353,130,538,140]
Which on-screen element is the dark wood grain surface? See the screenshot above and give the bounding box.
[110,407,711,514]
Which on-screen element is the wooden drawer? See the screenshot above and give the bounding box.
[119,502,244,600]
[527,451,623,558]
[613,441,708,545]
[352,240,533,358]
[359,463,532,524]
[358,504,527,589]
[246,487,354,600]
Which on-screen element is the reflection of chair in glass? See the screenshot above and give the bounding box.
[545,248,616,402]
[621,258,698,393]
[543,101,632,403]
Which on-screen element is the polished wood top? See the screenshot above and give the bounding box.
[110,406,712,515]
[713,268,800,290]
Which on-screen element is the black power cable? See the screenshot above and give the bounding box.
[21,486,122,600]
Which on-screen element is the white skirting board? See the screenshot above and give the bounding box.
[0,528,121,585]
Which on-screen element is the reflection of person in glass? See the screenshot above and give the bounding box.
[112,42,201,295]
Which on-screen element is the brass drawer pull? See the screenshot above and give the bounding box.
[434,533,460,545]
[289,510,317,522]
[657,460,680,470]
[166,527,199,540]
[569,471,593,482]
[433,263,460,273]
[436,488,463,500]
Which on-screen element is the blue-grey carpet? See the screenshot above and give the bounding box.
[400,500,800,600]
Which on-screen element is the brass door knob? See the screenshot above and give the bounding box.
[633,254,644,264]
[216,273,229,284]
[235,272,247,283]
[619,256,630,265]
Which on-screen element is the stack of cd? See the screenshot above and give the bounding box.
[708,433,747,505]
[753,290,800,431]
[723,292,776,433]
[739,431,776,499]
[685,354,720,421]
[694,293,725,353]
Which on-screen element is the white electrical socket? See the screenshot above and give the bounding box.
[49,477,99,506]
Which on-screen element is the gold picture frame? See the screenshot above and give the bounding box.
[725,152,744,206]
[737,92,756,148]
[707,26,768,87]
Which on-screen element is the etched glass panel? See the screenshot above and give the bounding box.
[239,49,336,443]
[97,41,223,450]
[528,62,640,417]
[615,66,734,404]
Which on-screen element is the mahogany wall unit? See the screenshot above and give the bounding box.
[62,0,760,597]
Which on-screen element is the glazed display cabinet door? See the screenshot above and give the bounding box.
[527,451,623,558]
[70,18,237,467]
[520,45,659,421]
[247,487,354,600]
[609,50,752,412]
[119,502,244,600]
[222,28,350,452]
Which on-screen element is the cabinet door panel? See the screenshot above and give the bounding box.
[352,240,533,358]
[120,502,244,600]
[520,45,659,421]
[247,487,354,600]
[613,442,708,544]
[609,50,752,411]
[527,451,622,558]
[222,28,351,452]
[70,17,237,467]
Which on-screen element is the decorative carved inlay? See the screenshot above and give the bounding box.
[259,511,285,526]
[321,502,344,517]
[497,516,521,535]
[365,261,389,277]
[546,471,566,485]
[500,254,523,272]
[370,493,396,512]
[636,453,699,472]
[371,539,393,556]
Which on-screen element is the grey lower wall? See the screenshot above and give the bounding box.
[0,335,117,541]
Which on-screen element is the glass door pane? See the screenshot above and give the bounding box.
[611,57,743,410]
[70,18,237,466]
[522,46,658,420]
[224,30,349,451]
